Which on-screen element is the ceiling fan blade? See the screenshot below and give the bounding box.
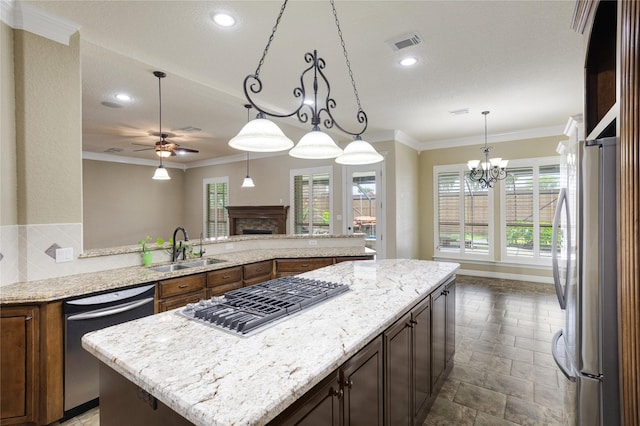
[174,147,199,154]
[132,142,155,147]
[133,147,154,152]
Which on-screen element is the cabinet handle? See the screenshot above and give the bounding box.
[342,379,353,389]
[222,275,231,279]
[410,319,418,325]
[178,284,189,289]
[25,316,32,321]
[330,387,344,399]
[406,321,414,328]
[301,264,309,267]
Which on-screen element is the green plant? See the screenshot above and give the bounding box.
[139,236,165,254]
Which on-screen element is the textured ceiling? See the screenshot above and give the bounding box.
[26,0,586,165]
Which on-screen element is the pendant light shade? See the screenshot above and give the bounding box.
[336,137,384,165]
[289,127,343,159]
[152,164,170,180]
[228,115,294,152]
[242,176,255,187]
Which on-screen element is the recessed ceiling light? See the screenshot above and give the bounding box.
[115,93,132,102]
[212,12,236,27]
[399,57,418,67]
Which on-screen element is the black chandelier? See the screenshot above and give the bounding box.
[228,0,383,165]
[467,111,508,188]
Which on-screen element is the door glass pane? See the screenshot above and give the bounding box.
[351,171,377,251]
[437,172,460,251]
[293,172,330,235]
[311,173,330,235]
[464,176,489,254]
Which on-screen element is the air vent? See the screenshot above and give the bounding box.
[104,147,124,153]
[386,32,422,51]
[449,108,470,116]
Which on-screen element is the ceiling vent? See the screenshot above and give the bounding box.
[386,32,422,51]
[104,147,124,153]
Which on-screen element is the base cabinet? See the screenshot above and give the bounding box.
[431,279,455,392]
[1,306,39,426]
[384,296,432,426]
[272,336,383,426]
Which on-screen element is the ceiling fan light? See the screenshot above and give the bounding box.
[155,149,172,158]
[228,118,294,152]
[242,176,255,188]
[335,138,383,165]
[152,165,171,180]
[289,129,343,159]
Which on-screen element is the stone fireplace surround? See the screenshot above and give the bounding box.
[226,205,289,235]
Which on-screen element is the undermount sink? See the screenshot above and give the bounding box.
[150,258,224,273]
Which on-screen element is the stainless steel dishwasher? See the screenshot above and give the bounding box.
[63,283,155,416]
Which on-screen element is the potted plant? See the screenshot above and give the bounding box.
[139,236,164,267]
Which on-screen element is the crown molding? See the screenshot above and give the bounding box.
[417,124,567,151]
[82,151,186,170]
[1,0,80,45]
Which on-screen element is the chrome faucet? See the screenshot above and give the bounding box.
[172,227,189,262]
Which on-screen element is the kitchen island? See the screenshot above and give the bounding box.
[82,259,459,425]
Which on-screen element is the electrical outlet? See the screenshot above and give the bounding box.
[55,247,74,263]
[226,243,234,250]
[308,239,318,246]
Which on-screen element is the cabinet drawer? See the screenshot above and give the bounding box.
[158,274,205,299]
[157,290,206,313]
[276,258,333,273]
[206,282,243,298]
[207,267,242,288]
[243,261,273,280]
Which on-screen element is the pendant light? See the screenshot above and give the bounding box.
[230,0,383,164]
[152,71,171,180]
[240,105,256,187]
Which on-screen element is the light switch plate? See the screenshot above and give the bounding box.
[308,240,318,246]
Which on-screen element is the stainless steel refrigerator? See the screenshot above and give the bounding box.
[551,136,620,425]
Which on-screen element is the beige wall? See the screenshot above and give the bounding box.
[82,160,185,249]
[394,142,420,259]
[14,30,82,224]
[418,135,564,278]
[1,22,17,227]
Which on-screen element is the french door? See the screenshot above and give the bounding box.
[343,163,385,259]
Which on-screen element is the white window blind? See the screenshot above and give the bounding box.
[204,178,229,238]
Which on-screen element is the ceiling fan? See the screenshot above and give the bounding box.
[133,131,199,157]
[134,71,199,158]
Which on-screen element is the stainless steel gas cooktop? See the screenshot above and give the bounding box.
[178,276,349,336]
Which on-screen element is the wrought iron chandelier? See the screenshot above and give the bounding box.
[228,0,383,165]
[467,111,508,188]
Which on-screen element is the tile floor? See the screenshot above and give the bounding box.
[60,274,571,426]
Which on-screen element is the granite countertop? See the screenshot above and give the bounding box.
[82,259,459,426]
[0,247,373,304]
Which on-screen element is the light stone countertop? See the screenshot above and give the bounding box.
[82,259,459,426]
[0,247,372,304]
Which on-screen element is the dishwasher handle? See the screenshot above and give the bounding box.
[67,297,154,321]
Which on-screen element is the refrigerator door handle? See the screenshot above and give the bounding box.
[552,188,570,309]
[552,329,576,382]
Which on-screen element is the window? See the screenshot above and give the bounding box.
[501,159,561,263]
[203,177,229,238]
[290,167,332,235]
[434,166,493,259]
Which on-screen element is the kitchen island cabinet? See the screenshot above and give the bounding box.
[83,259,458,426]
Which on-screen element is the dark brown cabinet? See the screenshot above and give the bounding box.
[206,266,243,297]
[384,296,432,426]
[272,336,383,426]
[156,274,206,313]
[1,306,38,425]
[275,258,334,278]
[431,279,455,392]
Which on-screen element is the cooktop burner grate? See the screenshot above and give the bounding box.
[178,276,348,335]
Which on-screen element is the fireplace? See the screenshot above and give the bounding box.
[226,206,289,235]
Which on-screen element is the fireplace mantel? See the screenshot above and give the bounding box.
[226,205,289,235]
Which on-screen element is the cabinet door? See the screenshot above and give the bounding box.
[445,281,456,364]
[384,313,412,426]
[412,297,431,423]
[342,336,383,426]
[0,306,38,425]
[270,372,341,426]
[431,285,446,391]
